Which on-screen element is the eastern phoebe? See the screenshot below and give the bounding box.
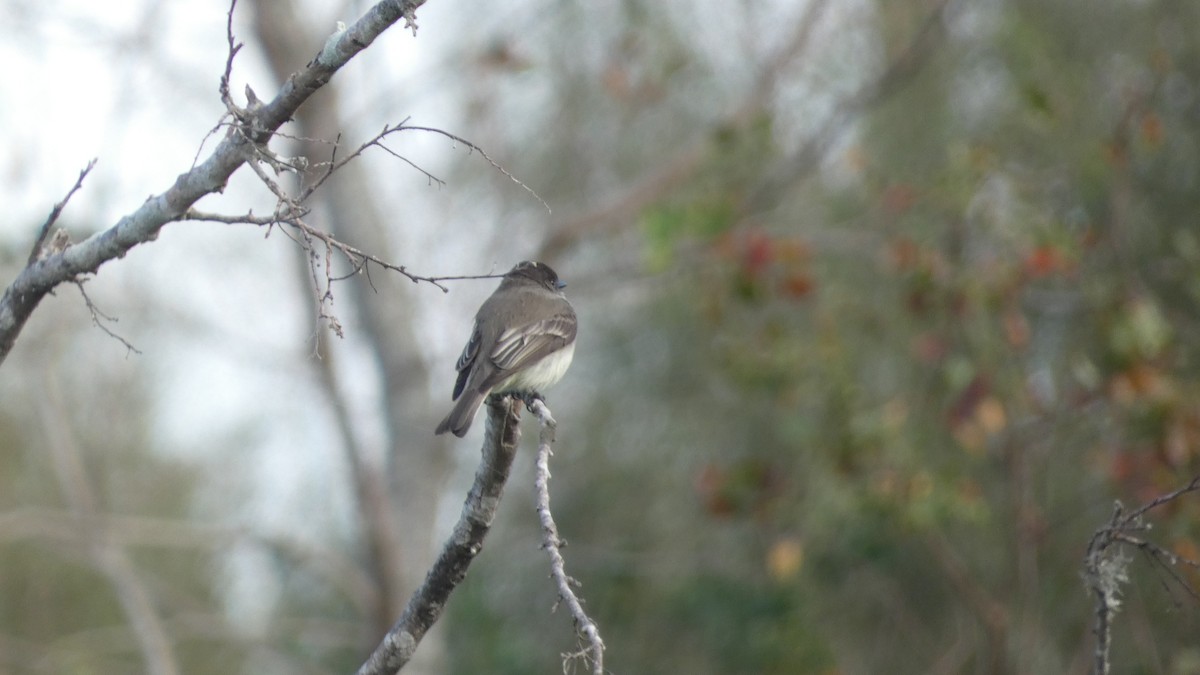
[435,261,578,437]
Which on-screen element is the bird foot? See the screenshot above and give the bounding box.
[519,392,545,412]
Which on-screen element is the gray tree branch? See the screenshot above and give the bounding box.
[0,0,427,367]
[355,396,523,675]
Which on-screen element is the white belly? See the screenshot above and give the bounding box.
[495,341,576,394]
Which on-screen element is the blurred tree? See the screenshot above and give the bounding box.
[436,0,1200,673]
[248,3,452,672]
[0,1,451,673]
[6,0,1200,673]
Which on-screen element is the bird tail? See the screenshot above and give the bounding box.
[434,390,487,437]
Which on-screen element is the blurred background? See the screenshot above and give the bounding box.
[2,0,1200,673]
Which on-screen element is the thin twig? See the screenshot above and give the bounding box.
[297,120,449,202]
[27,159,98,265]
[244,152,298,204]
[73,280,141,356]
[218,0,244,116]
[212,116,518,339]
[1123,476,1200,521]
[403,124,551,214]
[295,119,545,208]
[183,208,303,225]
[200,100,529,342]
[1125,537,1200,605]
[530,399,605,675]
[185,209,504,287]
[191,0,244,172]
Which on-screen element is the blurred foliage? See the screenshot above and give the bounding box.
[446,0,1200,673]
[0,373,223,674]
[5,0,1200,674]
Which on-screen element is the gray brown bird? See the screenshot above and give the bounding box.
[435,261,577,437]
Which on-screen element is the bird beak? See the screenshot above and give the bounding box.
[556,280,567,290]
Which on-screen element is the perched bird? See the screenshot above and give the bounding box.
[435,261,577,437]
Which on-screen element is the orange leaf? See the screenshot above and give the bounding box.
[882,184,917,215]
[767,537,805,582]
[889,237,921,271]
[773,236,812,263]
[975,397,1007,435]
[947,374,990,428]
[742,231,774,276]
[601,65,631,100]
[1004,311,1030,348]
[1024,245,1063,278]
[1172,538,1200,564]
[1141,112,1164,148]
[911,332,948,365]
[778,271,815,300]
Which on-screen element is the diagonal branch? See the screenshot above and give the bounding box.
[355,396,523,675]
[537,0,950,260]
[0,0,428,367]
[745,0,951,211]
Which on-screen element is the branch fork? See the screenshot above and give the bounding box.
[1084,476,1200,674]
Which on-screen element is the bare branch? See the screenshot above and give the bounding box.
[245,151,302,205]
[182,208,300,225]
[218,0,244,115]
[1122,475,1200,521]
[415,272,506,283]
[185,209,502,290]
[295,120,545,211]
[203,117,531,338]
[73,279,141,356]
[298,120,444,201]
[355,397,523,675]
[1120,534,1200,605]
[403,124,551,214]
[0,0,429,367]
[530,399,605,675]
[219,115,548,346]
[1084,476,1200,675]
[27,159,98,265]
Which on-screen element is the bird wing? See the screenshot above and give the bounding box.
[450,320,482,400]
[488,312,577,375]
